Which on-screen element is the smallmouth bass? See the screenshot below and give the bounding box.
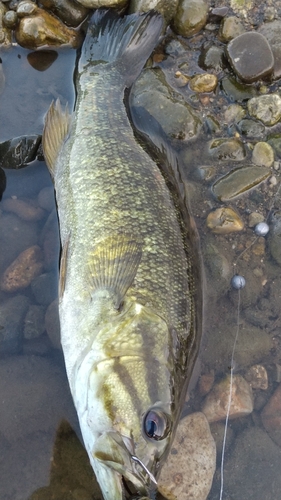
[43,9,202,500]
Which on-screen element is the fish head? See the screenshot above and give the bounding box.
[74,301,178,499]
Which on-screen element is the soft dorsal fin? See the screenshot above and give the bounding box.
[88,234,142,308]
[42,99,71,177]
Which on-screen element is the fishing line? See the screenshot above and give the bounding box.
[219,173,281,499]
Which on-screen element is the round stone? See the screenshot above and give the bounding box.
[226,32,274,83]
[231,274,246,289]
[254,222,269,237]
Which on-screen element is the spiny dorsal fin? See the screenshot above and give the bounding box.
[88,234,142,307]
[42,99,71,177]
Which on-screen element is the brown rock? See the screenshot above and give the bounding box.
[245,364,268,390]
[206,207,244,234]
[15,7,82,49]
[0,2,12,47]
[261,383,281,447]
[202,374,253,423]
[0,245,44,292]
[2,197,46,221]
[198,370,215,396]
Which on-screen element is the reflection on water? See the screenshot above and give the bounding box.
[0,43,281,500]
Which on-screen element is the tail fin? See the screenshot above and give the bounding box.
[78,10,163,87]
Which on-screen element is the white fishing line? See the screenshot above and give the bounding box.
[219,286,242,500]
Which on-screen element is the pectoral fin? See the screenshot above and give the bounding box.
[88,234,142,308]
[42,99,71,177]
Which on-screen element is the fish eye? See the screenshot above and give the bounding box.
[143,408,170,441]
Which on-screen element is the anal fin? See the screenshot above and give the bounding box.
[42,99,71,177]
[88,234,142,308]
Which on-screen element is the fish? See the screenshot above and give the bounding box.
[42,9,202,500]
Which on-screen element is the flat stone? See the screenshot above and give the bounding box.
[199,45,226,72]
[247,94,281,126]
[221,76,258,101]
[206,207,244,234]
[0,295,30,355]
[237,119,265,139]
[1,245,44,292]
[258,20,281,80]
[252,142,274,168]
[209,138,246,161]
[212,165,271,201]
[172,0,208,38]
[158,413,216,500]
[202,374,253,423]
[226,32,274,83]
[2,197,46,221]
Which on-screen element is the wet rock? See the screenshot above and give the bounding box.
[206,207,244,234]
[226,32,274,83]
[158,413,216,500]
[38,186,55,212]
[212,165,271,202]
[3,9,17,28]
[203,239,232,302]
[0,135,41,169]
[2,197,46,221]
[132,68,202,140]
[0,213,39,277]
[45,299,60,349]
[16,0,37,15]
[40,0,89,27]
[1,245,44,293]
[210,421,234,458]
[27,50,58,71]
[75,0,127,8]
[208,6,228,23]
[248,212,264,228]
[218,15,245,42]
[31,272,58,306]
[221,76,257,101]
[247,94,281,126]
[24,304,46,339]
[209,138,246,161]
[268,134,281,159]
[237,118,265,139]
[172,0,208,38]
[164,38,186,57]
[15,5,82,49]
[23,334,53,356]
[189,73,217,93]
[202,374,253,423]
[0,295,30,355]
[245,364,268,390]
[268,211,281,266]
[261,383,281,447]
[224,104,246,124]
[0,354,74,443]
[199,45,226,72]
[224,427,281,500]
[0,2,12,47]
[252,142,274,168]
[258,20,281,80]
[129,0,178,25]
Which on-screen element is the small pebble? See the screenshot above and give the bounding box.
[231,274,246,289]
[254,221,269,236]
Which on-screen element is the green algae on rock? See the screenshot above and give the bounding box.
[189,73,217,93]
[209,138,246,161]
[247,94,281,126]
[212,165,271,201]
[172,0,208,37]
[218,15,245,42]
[221,76,258,101]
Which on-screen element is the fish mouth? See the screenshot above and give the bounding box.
[92,430,157,498]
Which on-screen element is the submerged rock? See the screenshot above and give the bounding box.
[189,73,217,93]
[252,142,274,168]
[261,383,281,447]
[27,50,58,72]
[206,207,244,234]
[74,0,127,8]
[221,76,258,101]
[199,45,226,72]
[0,295,30,355]
[247,94,281,126]
[212,165,271,201]
[1,245,44,293]
[0,2,12,47]
[132,68,202,140]
[245,364,268,390]
[226,32,274,83]
[218,15,245,42]
[2,197,46,221]
[129,0,178,24]
[172,0,208,37]
[24,304,46,340]
[0,135,41,169]
[268,211,281,266]
[15,5,82,49]
[237,118,265,139]
[158,413,216,500]
[209,138,246,161]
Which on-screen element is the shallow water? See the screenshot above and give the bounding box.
[0,38,281,500]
